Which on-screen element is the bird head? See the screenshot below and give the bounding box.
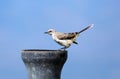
[44,29,56,35]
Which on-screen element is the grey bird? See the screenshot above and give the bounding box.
[45,24,94,49]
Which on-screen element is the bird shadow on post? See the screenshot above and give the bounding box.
[21,49,67,79]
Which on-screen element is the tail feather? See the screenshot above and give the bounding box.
[79,24,94,34]
[73,41,78,44]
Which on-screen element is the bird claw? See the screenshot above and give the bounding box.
[60,47,67,50]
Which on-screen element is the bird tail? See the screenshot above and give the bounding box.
[78,24,94,34]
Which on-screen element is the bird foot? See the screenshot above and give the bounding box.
[60,47,67,50]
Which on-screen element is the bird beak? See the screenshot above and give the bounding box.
[44,32,49,34]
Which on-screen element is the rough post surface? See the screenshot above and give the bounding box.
[21,49,67,79]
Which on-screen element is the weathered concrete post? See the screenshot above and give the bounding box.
[21,49,67,79]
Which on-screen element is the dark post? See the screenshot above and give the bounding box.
[21,49,67,79]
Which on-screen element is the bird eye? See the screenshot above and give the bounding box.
[49,30,52,32]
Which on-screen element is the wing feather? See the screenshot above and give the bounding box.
[56,32,78,40]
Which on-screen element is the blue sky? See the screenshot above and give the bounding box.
[0,0,120,79]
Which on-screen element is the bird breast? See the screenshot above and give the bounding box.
[52,34,73,47]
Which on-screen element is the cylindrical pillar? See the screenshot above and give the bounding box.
[21,49,67,79]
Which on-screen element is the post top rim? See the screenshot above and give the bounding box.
[22,49,67,52]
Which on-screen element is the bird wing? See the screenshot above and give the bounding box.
[56,32,78,40]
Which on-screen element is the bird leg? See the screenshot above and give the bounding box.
[60,46,67,50]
